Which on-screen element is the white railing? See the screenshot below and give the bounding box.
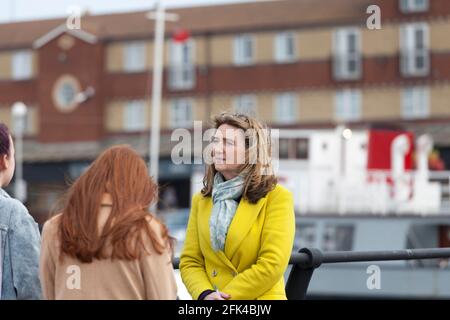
[294,170,450,216]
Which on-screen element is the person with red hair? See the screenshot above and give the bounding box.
[40,145,177,300]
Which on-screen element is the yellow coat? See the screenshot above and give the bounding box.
[180,184,295,300]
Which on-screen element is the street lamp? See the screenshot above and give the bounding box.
[147,1,178,212]
[11,101,27,202]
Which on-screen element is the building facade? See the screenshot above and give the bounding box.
[0,0,449,221]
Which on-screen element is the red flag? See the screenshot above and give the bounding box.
[172,29,190,43]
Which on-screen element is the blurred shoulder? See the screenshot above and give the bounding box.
[42,213,62,237]
[190,192,210,208]
[0,195,34,226]
[0,195,26,214]
[192,191,203,202]
[144,214,170,253]
[267,184,293,200]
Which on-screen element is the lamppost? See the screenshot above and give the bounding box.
[147,1,178,212]
[335,125,352,214]
[12,101,27,202]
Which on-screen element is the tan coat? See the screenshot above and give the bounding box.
[40,207,177,300]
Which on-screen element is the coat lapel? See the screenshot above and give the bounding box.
[197,196,237,271]
[224,196,266,260]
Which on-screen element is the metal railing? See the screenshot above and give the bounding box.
[173,247,450,300]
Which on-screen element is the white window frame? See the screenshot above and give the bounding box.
[170,98,193,128]
[333,28,361,80]
[234,94,258,116]
[234,34,255,66]
[12,50,33,80]
[335,89,361,122]
[124,100,146,131]
[274,31,296,63]
[400,23,429,77]
[402,86,429,119]
[123,42,146,73]
[400,0,429,13]
[169,39,195,90]
[274,92,297,124]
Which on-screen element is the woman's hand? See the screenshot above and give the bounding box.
[204,291,231,300]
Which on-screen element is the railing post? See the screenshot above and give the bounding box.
[286,248,323,300]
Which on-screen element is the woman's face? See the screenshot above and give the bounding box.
[1,135,15,187]
[211,124,246,179]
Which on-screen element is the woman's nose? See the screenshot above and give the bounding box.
[214,147,225,157]
[213,142,224,154]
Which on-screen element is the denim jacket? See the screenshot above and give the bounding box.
[0,188,42,299]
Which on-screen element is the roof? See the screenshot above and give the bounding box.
[0,0,372,50]
[23,133,178,162]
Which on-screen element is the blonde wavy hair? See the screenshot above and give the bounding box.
[201,112,277,203]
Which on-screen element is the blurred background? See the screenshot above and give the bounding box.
[1,0,450,299]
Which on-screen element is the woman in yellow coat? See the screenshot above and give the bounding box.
[180,112,295,300]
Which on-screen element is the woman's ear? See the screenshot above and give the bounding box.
[0,154,8,170]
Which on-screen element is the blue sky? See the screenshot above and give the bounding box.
[0,0,255,23]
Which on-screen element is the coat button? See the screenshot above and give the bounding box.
[212,270,218,277]
[232,271,238,277]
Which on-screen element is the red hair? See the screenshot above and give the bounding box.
[57,145,173,263]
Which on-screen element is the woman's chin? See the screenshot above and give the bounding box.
[215,163,235,173]
[213,164,226,172]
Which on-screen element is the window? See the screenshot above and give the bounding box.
[400,0,429,13]
[400,23,429,77]
[234,94,257,116]
[123,42,146,72]
[275,32,296,63]
[402,86,429,119]
[278,139,290,159]
[322,225,354,251]
[57,82,77,108]
[294,224,316,251]
[234,34,255,65]
[406,224,440,267]
[274,93,297,124]
[170,98,193,128]
[12,50,32,80]
[295,138,309,159]
[335,89,361,121]
[333,28,361,80]
[278,138,309,160]
[169,39,195,90]
[52,75,81,113]
[124,100,146,131]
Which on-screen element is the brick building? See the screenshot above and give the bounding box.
[0,0,449,221]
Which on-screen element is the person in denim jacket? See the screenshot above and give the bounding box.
[0,123,41,300]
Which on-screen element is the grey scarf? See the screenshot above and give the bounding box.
[209,173,245,252]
